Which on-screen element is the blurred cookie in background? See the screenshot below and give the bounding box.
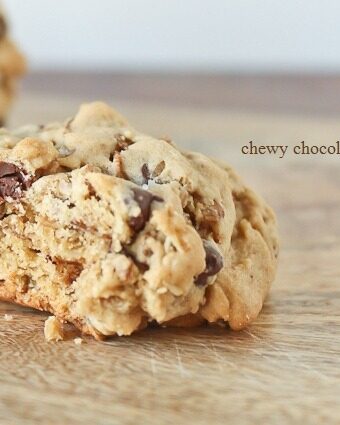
[0,5,26,126]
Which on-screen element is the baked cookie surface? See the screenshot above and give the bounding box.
[0,102,278,338]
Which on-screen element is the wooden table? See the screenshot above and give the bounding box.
[0,73,339,425]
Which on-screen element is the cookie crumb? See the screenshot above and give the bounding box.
[74,337,83,345]
[44,316,64,342]
[4,314,13,321]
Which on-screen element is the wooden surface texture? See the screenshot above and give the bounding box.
[0,74,339,425]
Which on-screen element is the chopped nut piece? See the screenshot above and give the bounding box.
[152,160,165,178]
[113,152,128,179]
[141,163,150,183]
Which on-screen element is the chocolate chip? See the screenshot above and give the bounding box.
[0,162,18,178]
[121,246,149,273]
[129,188,163,232]
[152,195,164,203]
[129,188,154,231]
[0,162,32,200]
[0,176,22,199]
[195,240,224,287]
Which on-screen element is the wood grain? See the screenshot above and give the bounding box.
[22,72,340,116]
[0,91,339,425]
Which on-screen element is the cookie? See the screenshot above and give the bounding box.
[0,7,26,124]
[0,102,278,338]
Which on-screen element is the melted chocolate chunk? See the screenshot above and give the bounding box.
[195,240,224,287]
[129,188,163,232]
[0,162,18,177]
[0,162,32,200]
[122,246,149,273]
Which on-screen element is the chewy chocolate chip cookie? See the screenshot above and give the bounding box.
[0,102,278,338]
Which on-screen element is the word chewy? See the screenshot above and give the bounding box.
[241,140,340,158]
[241,141,288,158]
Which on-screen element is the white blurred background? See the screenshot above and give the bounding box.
[3,0,340,72]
